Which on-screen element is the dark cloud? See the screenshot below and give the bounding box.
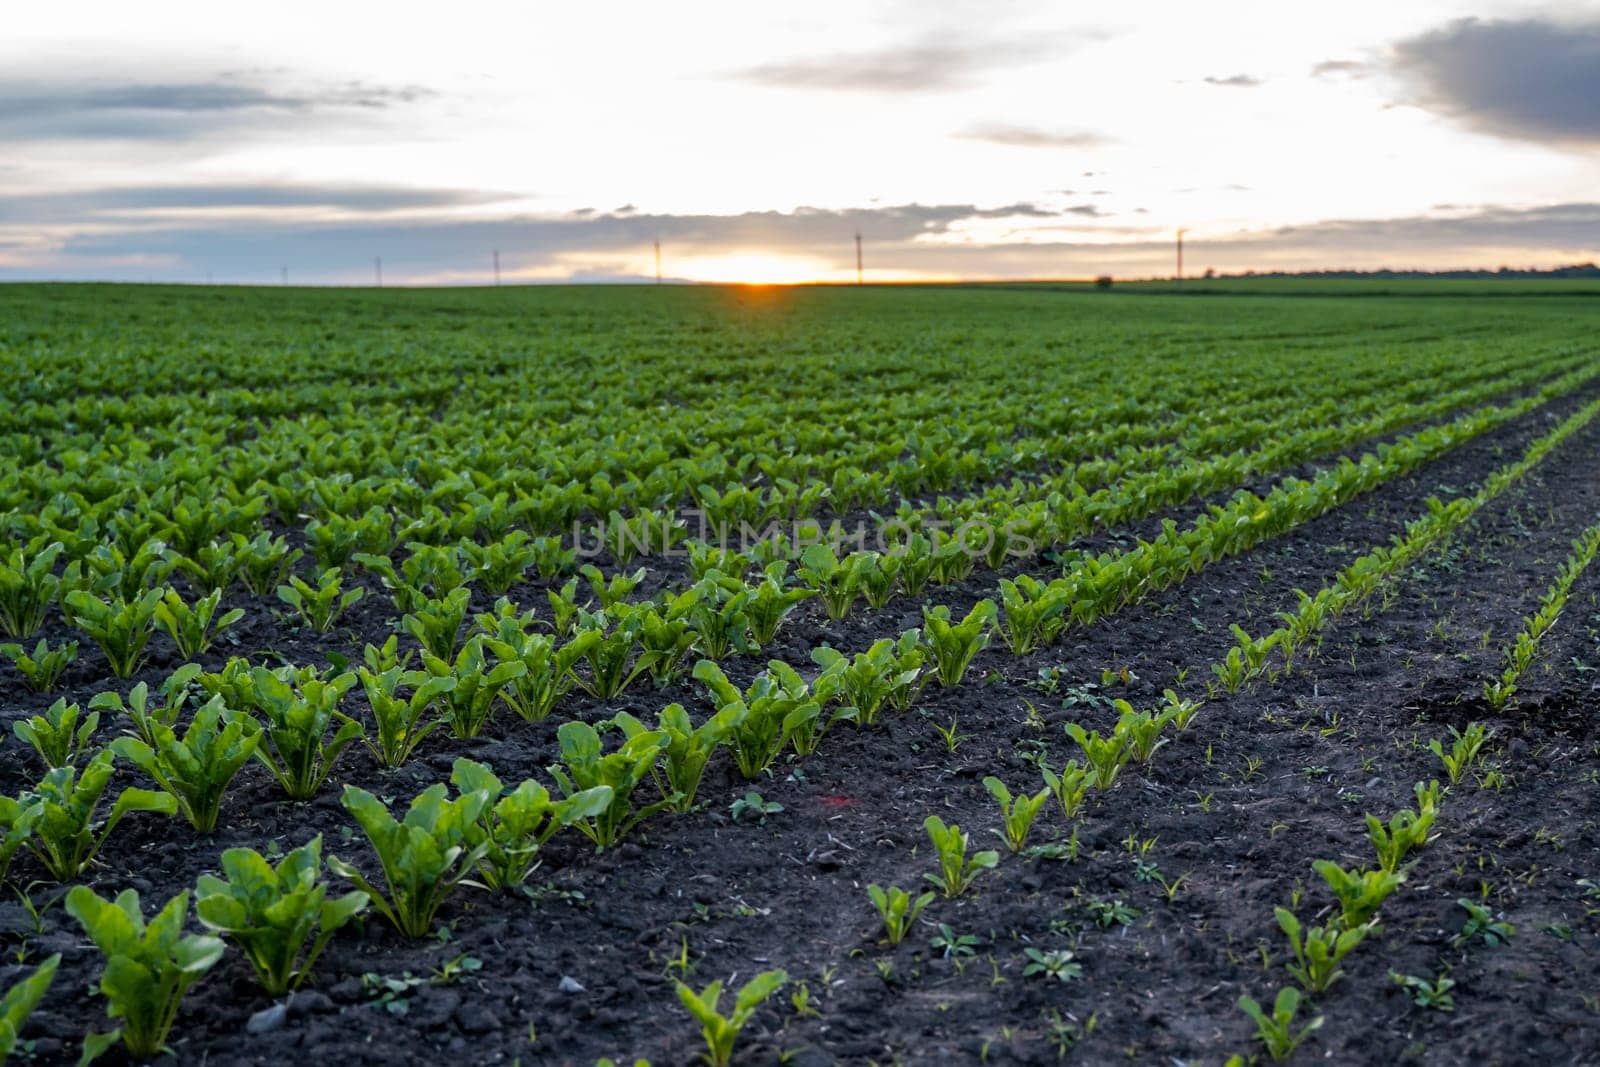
[0,79,433,141]
[1064,205,1107,217]
[1203,74,1261,88]
[730,36,1078,93]
[1391,18,1600,145]
[956,124,1110,149]
[0,184,516,225]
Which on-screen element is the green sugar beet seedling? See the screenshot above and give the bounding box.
[0,798,33,889]
[234,532,301,596]
[422,637,526,740]
[329,784,491,938]
[811,638,920,727]
[195,835,369,996]
[179,538,244,594]
[240,665,362,800]
[20,752,177,881]
[111,698,261,832]
[572,609,660,699]
[681,575,754,662]
[459,529,538,593]
[1312,859,1404,930]
[866,884,934,945]
[1062,722,1130,791]
[91,664,203,747]
[1275,907,1369,993]
[997,575,1070,656]
[356,664,453,769]
[1040,758,1091,819]
[66,887,225,1062]
[0,638,78,694]
[921,600,997,687]
[1366,781,1439,872]
[477,600,597,722]
[616,703,745,812]
[77,538,178,603]
[354,542,466,615]
[153,587,244,659]
[856,551,901,609]
[983,776,1051,852]
[450,758,612,889]
[580,563,646,609]
[1238,986,1322,1063]
[693,659,820,778]
[1114,698,1180,764]
[744,563,815,646]
[276,568,363,633]
[547,720,672,850]
[63,587,163,678]
[923,815,999,898]
[1430,722,1489,785]
[401,587,472,660]
[0,542,64,639]
[0,953,59,1063]
[12,698,98,770]
[637,596,703,682]
[675,969,787,1067]
[797,543,864,620]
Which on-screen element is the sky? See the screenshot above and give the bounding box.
[2,0,1599,284]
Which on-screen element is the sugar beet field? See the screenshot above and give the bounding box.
[0,281,1598,1066]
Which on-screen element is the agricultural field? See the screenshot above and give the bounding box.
[0,280,1597,1066]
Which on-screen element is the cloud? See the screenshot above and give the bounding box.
[1391,18,1600,145]
[1311,59,1369,78]
[730,36,1077,93]
[956,123,1110,149]
[1244,201,1600,253]
[0,184,517,225]
[0,78,433,141]
[0,199,1083,281]
[6,199,1597,283]
[1203,74,1261,88]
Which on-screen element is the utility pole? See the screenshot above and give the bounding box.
[855,232,863,285]
[1176,229,1185,288]
[281,266,288,286]
[493,250,501,287]
[375,257,383,288]
[654,240,662,285]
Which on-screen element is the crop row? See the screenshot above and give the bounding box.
[1483,518,1600,709]
[1207,393,1600,696]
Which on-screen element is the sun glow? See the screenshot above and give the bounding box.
[670,252,838,285]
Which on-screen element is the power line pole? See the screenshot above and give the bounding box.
[855,232,863,285]
[281,266,288,286]
[493,250,501,287]
[375,257,383,288]
[1176,229,1185,288]
[654,240,662,285]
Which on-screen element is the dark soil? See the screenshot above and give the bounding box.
[2,385,1598,1066]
